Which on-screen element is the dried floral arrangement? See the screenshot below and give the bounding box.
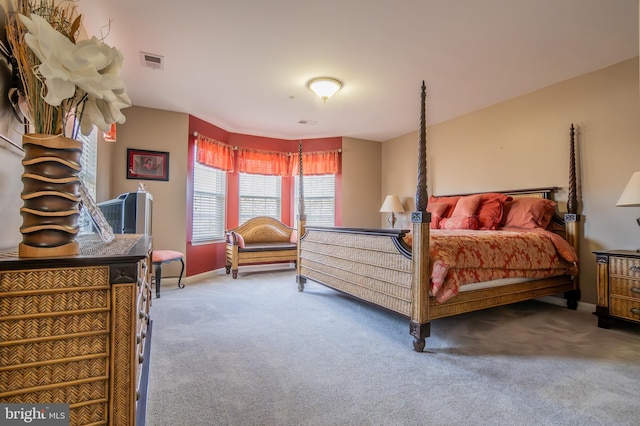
[4,0,130,138]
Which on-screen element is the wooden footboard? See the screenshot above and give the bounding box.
[298,227,412,315]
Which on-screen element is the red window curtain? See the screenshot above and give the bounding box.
[196,135,234,171]
[289,150,340,176]
[236,147,289,175]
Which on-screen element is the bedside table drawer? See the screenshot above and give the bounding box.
[610,256,640,278]
[594,250,640,328]
[610,297,640,322]
[610,277,640,298]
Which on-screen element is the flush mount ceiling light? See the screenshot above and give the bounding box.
[307,77,343,102]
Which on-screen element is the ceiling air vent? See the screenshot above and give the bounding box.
[140,52,164,70]
[298,119,318,126]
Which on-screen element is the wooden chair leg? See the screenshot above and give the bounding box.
[154,263,162,298]
[178,258,185,288]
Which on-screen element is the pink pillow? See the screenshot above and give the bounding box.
[476,193,512,230]
[427,202,449,229]
[449,194,482,217]
[500,197,557,229]
[428,195,460,218]
[289,229,298,243]
[440,215,480,230]
[427,202,448,216]
[232,231,245,248]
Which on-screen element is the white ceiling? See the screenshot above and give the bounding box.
[77,0,639,142]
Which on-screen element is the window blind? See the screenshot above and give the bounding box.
[239,173,281,224]
[294,174,335,226]
[193,148,226,241]
[77,127,97,197]
[76,127,98,234]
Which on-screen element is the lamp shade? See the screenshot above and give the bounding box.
[307,77,343,102]
[379,195,405,213]
[616,172,640,207]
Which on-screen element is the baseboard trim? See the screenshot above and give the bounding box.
[159,263,297,286]
[214,263,296,276]
[536,295,595,313]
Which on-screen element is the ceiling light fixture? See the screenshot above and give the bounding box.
[307,77,343,102]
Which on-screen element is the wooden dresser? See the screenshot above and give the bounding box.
[594,249,640,328]
[0,234,152,425]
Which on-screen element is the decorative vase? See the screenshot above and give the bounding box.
[19,133,83,258]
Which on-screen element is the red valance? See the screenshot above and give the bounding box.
[236,147,289,175]
[289,150,340,176]
[196,135,234,171]
[195,136,340,176]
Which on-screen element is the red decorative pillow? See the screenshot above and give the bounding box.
[428,195,460,218]
[440,215,480,230]
[476,193,512,230]
[500,197,557,229]
[539,203,557,229]
[449,194,483,217]
[427,202,449,229]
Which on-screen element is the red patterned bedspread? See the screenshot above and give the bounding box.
[418,228,579,304]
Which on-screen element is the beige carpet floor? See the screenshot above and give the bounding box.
[145,268,640,426]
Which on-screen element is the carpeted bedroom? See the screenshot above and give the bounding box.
[146,268,640,426]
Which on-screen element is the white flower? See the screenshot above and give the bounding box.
[18,13,131,130]
[80,92,129,135]
[19,13,78,105]
[73,37,130,103]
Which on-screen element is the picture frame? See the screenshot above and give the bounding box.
[127,148,169,181]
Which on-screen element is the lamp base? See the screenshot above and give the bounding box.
[388,213,397,228]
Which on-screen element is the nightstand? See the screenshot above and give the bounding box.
[594,250,640,328]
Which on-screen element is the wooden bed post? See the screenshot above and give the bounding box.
[564,124,581,308]
[410,81,431,352]
[296,141,307,291]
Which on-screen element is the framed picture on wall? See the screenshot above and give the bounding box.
[127,148,170,181]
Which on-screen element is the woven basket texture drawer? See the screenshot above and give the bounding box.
[610,296,640,321]
[0,357,108,394]
[609,277,640,299]
[1,379,107,408]
[0,266,109,292]
[0,334,108,366]
[609,256,640,278]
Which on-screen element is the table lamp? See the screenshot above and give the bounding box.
[379,195,405,228]
[616,171,640,226]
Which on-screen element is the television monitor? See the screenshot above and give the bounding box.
[96,191,153,235]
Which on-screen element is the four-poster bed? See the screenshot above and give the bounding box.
[295,82,581,352]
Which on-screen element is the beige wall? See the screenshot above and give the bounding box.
[382,57,640,304]
[381,133,420,229]
[341,137,382,227]
[111,106,189,275]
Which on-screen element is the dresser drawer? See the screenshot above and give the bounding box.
[609,277,640,298]
[610,296,640,322]
[609,256,640,278]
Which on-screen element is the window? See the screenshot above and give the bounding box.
[77,127,98,197]
[192,147,226,242]
[77,127,98,234]
[294,174,335,226]
[238,173,281,224]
